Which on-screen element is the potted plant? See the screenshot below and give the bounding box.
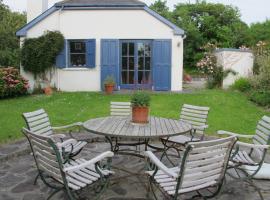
[104,75,115,94]
[40,77,53,96]
[131,91,151,123]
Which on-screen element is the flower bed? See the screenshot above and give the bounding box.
[0,67,29,98]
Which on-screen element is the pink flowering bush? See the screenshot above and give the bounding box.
[0,67,29,98]
[196,43,236,88]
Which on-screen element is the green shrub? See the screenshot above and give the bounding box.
[231,78,252,92]
[103,75,116,85]
[249,90,270,107]
[0,67,29,98]
[21,31,64,78]
[131,91,151,107]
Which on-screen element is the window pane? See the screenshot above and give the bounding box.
[70,41,86,53]
[138,57,144,70]
[122,71,128,84]
[122,57,127,70]
[138,71,143,84]
[70,54,86,67]
[129,57,134,70]
[138,43,144,56]
[145,44,151,57]
[145,71,151,84]
[128,71,134,84]
[145,57,151,70]
[129,43,134,56]
[122,43,128,56]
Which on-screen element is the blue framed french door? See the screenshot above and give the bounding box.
[120,40,152,89]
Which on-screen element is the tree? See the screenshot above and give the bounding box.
[149,0,172,20]
[150,0,250,70]
[0,0,26,67]
[249,20,270,48]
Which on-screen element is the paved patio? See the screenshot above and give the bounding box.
[0,133,270,200]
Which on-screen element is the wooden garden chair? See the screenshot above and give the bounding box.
[110,102,131,116]
[22,128,114,200]
[23,109,87,185]
[22,109,87,159]
[159,104,210,163]
[144,136,237,200]
[218,115,270,199]
[164,104,210,146]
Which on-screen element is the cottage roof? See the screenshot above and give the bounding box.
[16,0,185,37]
[55,0,146,7]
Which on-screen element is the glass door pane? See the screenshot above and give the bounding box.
[121,42,135,85]
[137,42,151,85]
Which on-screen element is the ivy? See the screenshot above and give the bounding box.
[21,31,64,78]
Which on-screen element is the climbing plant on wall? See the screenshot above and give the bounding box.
[21,31,64,78]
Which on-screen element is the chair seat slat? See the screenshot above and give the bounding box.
[181,111,208,119]
[180,115,207,123]
[182,107,209,115]
[188,149,227,161]
[26,113,48,123]
[183,104,210,111]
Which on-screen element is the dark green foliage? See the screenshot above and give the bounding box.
[231,78,252,92]
[21,31,64,78]
[249,20,270,48]
[150,0,250,70]
[131,91,151,107]
[0,67,29,98]
[0,1,26,67]
[249,91,270,107]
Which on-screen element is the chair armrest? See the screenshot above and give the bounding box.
[63,151,114,173]
[217,130,254,139]
[236,141,269,150]
[144,151,178,178]
[57,139,77,149]
[52,122,83,130]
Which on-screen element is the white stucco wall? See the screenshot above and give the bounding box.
[22,9,184,92]
[215,49,254,89]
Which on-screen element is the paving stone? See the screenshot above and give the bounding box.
[0,193,17,200]
[1,135,270,200]
[0,146,19,155]
[23,193,45,200]
[111,185,127,196]
[11,179,40,193]
[0,173,23,188]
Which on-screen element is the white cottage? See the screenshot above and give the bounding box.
[17,0,185,92]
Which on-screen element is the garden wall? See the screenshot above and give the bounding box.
[215,49,254,88]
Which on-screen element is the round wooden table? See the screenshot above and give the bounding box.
[83,116,192,156]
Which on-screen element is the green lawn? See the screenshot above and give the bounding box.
[0,90,269,143]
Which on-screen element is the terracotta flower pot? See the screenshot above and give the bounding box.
[105,84,114,95]
[132,106,149,124]
[44,86,53,96]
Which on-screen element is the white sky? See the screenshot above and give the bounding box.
[3,0,270,25]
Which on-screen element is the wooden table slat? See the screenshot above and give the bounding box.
[83,116,192,139]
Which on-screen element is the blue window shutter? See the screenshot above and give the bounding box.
[86,39,96,68]
[55,40,66,68]
[100,39,119,90]
[153,39,172,91]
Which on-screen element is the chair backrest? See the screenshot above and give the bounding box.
[110,102,131,116]
[22,128,65,183]
[253,115,270,146]
[177,136,236,194]
[180,104,210,134]
[22,109,53,137]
